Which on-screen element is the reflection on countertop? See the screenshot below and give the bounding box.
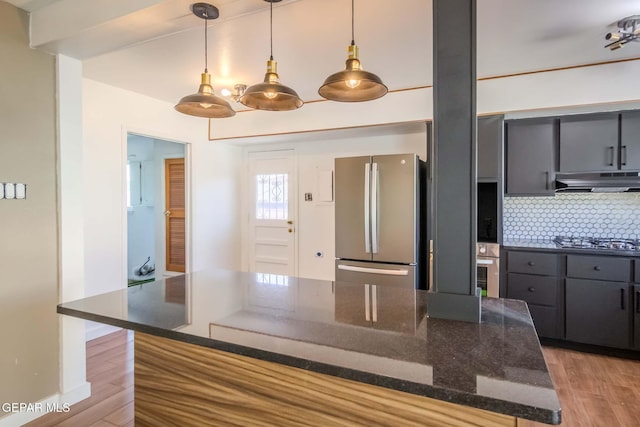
[57,268,561,424]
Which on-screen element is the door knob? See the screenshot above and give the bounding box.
[288,228,293,233]
[164,210,171,216]
[287,220,293,224]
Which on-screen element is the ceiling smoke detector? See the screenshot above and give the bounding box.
[605,15,640,51]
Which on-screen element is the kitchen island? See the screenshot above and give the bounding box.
[57,268,561,426]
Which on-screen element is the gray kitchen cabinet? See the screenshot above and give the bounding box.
[566,279,630,349]
[505,119,556,196]
[559,113,619,172]
[506,250,562,338]
[566,254,632,283]
[565,254,632,349]
[620,111,640,170]
[478,115,503,180]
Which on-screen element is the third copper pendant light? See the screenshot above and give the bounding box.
[318,0,388,102]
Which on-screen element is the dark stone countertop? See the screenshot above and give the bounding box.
[57,268,561,424]
[503,239,640,257]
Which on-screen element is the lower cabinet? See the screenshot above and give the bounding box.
[566,279,630,349]
[506,251,562,339]
[506,250,639,350]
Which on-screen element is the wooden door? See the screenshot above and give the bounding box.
[165,158,185,272]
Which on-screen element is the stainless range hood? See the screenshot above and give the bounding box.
[555,172,640,193]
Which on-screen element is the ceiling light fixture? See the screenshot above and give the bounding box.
[605,15,640,51]
[239,0,303,111]
[231,84,247,102]
[318,0,388,102]
[175,3,235,118]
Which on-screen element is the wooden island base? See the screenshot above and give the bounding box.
[134,333,519,427]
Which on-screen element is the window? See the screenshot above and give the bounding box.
[255,174,288,220]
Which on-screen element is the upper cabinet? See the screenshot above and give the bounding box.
[505,118,557,196]
[559,113,619,172]
[477,115,504,180]
[620,111,640,171]
[559,111,640,172]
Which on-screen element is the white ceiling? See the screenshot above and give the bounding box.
[7,0,640,110]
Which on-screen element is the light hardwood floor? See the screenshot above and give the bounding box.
[24,330,640,427]
[24,330,134,427]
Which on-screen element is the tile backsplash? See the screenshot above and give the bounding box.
[503,193,640,240]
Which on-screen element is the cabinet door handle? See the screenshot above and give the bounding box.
[621,145,627,166]
[544,171,550,190]
[620,289,626,310]
[593,266,601,271]
[608,146,615,167]
[636,290,640,314]
[527,261,535,267]
[527,287,535,292]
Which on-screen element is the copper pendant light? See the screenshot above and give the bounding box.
[175,3,235,118]
[318,0,388,102]
[239,0,303,111]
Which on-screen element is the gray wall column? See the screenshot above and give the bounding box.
[426,0,480,323]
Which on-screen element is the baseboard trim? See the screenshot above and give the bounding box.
[0,382,90,427]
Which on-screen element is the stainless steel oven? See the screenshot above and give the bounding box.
[477,243,499,298]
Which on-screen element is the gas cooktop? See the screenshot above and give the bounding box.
[554,236,640,251]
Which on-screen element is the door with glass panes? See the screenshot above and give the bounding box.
[248,150,296,276]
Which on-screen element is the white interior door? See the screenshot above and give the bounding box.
[248,150,296,276]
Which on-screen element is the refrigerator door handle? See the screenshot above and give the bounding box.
[337,264,409,276]
[372,285,378,322]
[364,284,370,321]
[364,163,371,253]
[371,162,379,254]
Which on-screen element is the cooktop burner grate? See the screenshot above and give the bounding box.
[554,236,640,251]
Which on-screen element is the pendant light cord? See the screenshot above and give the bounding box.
[351,0,355,46]
[270,0,274,60]
[204,13,209,72]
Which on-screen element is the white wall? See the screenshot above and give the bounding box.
[241,122,428,281]
[83,78,242,301]
[83,57,640,291]
[210,60,640,141]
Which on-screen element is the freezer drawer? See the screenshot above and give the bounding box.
[335,260,416,288]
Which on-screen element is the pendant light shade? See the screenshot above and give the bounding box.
[318,0,388,102]
[240,59,303,110]
[175,3,235,118]
[239,0,303,111]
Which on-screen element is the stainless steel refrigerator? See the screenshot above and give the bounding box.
[335,153,425,289]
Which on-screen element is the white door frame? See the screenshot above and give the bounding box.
[122,127,192,283]
[241,147,298,276]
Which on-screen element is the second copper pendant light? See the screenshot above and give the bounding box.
[240,0,304,111]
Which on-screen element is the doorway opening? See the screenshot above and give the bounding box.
[126,133,186,285]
